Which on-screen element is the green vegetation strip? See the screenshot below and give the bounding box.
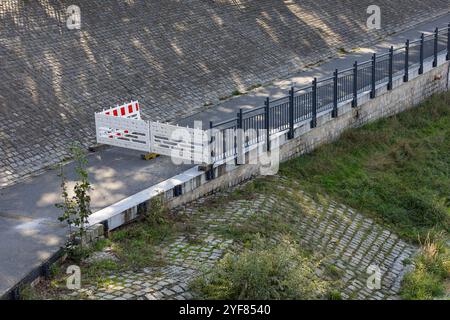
[280,91,450,241]
[280,91,450,299]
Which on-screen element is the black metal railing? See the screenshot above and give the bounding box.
[209,24,450,163]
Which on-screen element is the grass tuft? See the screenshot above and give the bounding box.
[191,236,333,300]
[401,232,449,299]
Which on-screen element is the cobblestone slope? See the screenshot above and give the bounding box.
[60,178,416,300]
[1,0,449,187]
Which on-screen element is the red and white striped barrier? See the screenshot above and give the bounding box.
[96,100,150,152]
[102,100,141,119]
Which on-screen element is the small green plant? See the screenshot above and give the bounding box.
[55,145,92,249]
[401,232,449,300]
[231,90,242,96]
[144,195,167,225]
[325,264,344,280]
[19,286,38,300]
[93,238,112,252]
[327,290,342,300]
[190,236,331,300]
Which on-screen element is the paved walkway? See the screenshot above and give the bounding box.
[1,13,449,297]
[2,1,449,188]
[41,178,416,300]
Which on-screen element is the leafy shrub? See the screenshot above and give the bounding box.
[56,145,92,249]
[191,237,331,300]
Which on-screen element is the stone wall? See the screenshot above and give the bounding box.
[1,0,450,187]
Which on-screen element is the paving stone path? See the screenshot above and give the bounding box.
[1,0,449,187]
[64,177,416,300]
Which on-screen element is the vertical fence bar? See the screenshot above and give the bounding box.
[236,109,243,165]
[222,127,226,161]
[311,78,317,128]
[447,23,450,61]
[332,69,338,118]
[371,53,376,98]
[419,33,424,74]
[264,97,270,152]
[209,121,214,162]
[288,87,294,139]
[388,46,394,90]
[404,40,409,82]
[433,27,438,67]
[206,121,215,179]
[352,61,358,107]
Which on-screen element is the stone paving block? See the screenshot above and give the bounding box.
[62,179,417,300]
[1,0,449,187]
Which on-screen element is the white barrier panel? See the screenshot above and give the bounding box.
[150,122,209,163]
[96,100,213,163]
[95,113,150,152]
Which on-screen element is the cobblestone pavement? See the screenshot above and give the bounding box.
[64,178,416,300]
[1,0,449,187]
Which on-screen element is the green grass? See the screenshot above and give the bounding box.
[108,217,171,269]
[401,232,449,300]
[22,199,177,299]
[280,91,450,241]
[99,196,174,270]
[191,236,334,300]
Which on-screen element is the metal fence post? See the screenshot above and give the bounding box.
[288,87,294,139]
[388,46,394,90]
[264,97,270,152]
[447,23,450,61]
[352,61,358,107]
[371,53,376,99]
[311,78,317,128]
[332,69,338,118]
[209,121,214,162]
[433,27,438,67]
[404,40,409,82]
[419,33,424,74]
[236,109,243,165]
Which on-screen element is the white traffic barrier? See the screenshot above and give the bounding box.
[95,100,210,163]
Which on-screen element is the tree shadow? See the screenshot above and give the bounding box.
[0,0,448,186]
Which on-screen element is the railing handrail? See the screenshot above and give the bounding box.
[206,22,450,163]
